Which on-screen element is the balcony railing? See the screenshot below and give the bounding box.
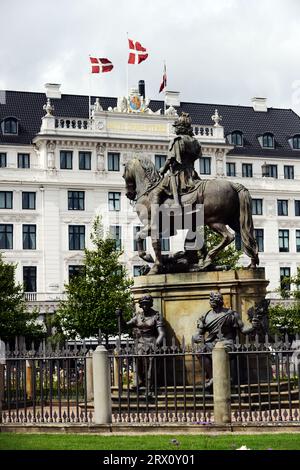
[24,292,66,302]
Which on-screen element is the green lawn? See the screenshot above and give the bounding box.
[0,433,300,450]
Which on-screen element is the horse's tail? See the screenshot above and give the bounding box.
[236,185,259,266]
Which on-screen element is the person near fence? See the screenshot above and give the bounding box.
[121,294,166,397]
[192,291,260,388]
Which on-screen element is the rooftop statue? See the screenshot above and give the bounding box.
[123,113,259,274]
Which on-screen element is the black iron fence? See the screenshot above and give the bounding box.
[0,341,93,424]
[1,335,300,425]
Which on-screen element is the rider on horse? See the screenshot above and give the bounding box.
[152,112,202,206]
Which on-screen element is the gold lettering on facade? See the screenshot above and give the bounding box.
[107,120,167,134]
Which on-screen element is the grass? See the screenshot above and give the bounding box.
[0,433,300,450]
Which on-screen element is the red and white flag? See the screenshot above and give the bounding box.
[128,39,148,64]
[90,57,114,73]
[159,63,167,93]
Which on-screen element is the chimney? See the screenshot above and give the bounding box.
[138,80,145,99]
[165,91,180,107]
[45,83,61,99]
[251,97,267,112]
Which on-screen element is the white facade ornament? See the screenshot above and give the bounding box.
[43,98,54,116]
[211,109,222,127]
[96,143,106,171]
[47,141,56,169]
[215,148,225,177]
[165,105,178,117]
[107,89,159,114]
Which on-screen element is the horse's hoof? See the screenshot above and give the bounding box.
[148,265,162,275]
[141,253,154,263]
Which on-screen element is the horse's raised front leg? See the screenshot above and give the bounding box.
[200,223,234,269]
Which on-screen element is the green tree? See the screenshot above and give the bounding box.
[55,217,133,342]
[268,269,300,335]
[0,253,44,342]
[202,226,242,269]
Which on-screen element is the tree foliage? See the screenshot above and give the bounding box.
[55,217,133,340]
[0,253,44,342]
[203,226,242,269]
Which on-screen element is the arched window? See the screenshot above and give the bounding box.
[1,117,18,135]
[293,135,300,149]
[262,133,274,148]
[231,131,243,146]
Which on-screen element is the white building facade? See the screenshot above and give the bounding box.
[1,84,300,313]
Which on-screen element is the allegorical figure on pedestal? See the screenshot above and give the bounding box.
[192,291,260,388]
[118,294,166,397]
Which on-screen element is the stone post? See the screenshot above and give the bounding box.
[86,352,94,401]
[92,345,112,424]
[212,342,231,424]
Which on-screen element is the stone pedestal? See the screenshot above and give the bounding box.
[132,268,268,346]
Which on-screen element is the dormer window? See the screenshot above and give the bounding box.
[261,132,274,148]
[227,131,243,146]
[292,135,300,149]
[1,117,19,135]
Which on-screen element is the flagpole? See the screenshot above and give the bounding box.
[126,32,129,98]
[164,60,167,115]
[88,56,92,120]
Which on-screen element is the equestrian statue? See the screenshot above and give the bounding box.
[123,112,259,275]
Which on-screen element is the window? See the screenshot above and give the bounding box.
[254,229,264,252]
[1,118,18,135]
[280,267,291,292]
[295,201,300,216]
[22,192,36,210]
[279,229,289,252]
[0,191,13,209]
[68,191,85,210]
[262,133,274,148]
[155,154,166,170]
[134,226,146,251]
[262,164,277,178]
[23,267,37,292]
[161,238,170,251]
[293,135,300,149]
[0,153,7,168]
[278,200,288,216]
[108,192,121,211]
[284,165,294,179]
[79,151,91,170]
[18,153,30,169]
[69,225,85,250]
[252,199,263,215]
[69,265,85,282]
[231,131,243,146]
[133,266,142,277]
[60,151,73,169]
[109,225,122,250]
[108,152,120,171]
[242,163,253,178]
[200,157,211,175]
[296,230,300,252]
[226,162,236,177]
[23,225,36,250]
[0,224,13,249]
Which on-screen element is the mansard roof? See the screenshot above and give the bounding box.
[1,89,300,158]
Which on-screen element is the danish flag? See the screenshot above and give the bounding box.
[90,57,114,73]
[159,63,167,93]
[128,39,148,64]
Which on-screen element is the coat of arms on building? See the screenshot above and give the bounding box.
[108,88,161,114]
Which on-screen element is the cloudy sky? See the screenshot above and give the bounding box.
[1,0,300,111]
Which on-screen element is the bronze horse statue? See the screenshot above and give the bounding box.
[123,156,259,275]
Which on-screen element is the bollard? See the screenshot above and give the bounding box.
[86,351,94,401]
[212,341,231,424]
[92,345,112,424]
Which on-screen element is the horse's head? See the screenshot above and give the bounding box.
[122,157,161,201]
[122,160,138,200]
